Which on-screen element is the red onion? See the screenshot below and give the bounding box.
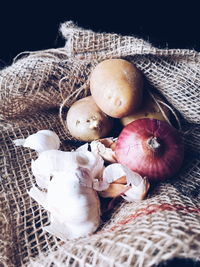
[115,118,184,182]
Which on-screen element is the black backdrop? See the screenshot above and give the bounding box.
[1,1,200,65]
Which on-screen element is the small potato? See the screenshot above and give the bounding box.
[90,59,143,118]
[121,91,170,126]
[66,96,113,141]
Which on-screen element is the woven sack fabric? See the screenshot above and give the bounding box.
[0,22,200,267]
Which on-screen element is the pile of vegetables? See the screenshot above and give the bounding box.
[67,58,184,184]
[13,58,184,241]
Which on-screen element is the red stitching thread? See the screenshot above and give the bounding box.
[102,203,200,233]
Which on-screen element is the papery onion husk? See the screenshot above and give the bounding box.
[100,183,127,198]
[99,163,150,200]
[90,137,117,163]
[115,118,184,182]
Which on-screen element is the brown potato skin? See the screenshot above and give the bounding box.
[121,91,170,126]
[90,59,143,118]
[66,96,113,142]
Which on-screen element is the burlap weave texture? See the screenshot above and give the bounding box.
[0,22,200,267]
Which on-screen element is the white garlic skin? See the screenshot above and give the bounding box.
[24,130,60,153]
[28,141,105,240]
[90,138,117,163]
[31,150,104,189]
[13,130,60,153]
[101,163,150,201]
[28,171,101,241]
[44,170,101,240]
[122,177,150,202]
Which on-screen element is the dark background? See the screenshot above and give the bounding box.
[1,1,200,66]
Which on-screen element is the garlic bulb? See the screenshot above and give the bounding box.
[31,149,105,190]
[28,170,101,240]
[99,163,150,201]
[15,129,111,240]
[28,149,106,240]
[13,130,60,153]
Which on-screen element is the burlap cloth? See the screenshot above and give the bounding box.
[0,21,200,267]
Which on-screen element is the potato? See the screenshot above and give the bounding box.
[121,91,170,126]
[90,59,143,118]
[66,96,114,141]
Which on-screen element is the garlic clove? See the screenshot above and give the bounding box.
[94,137,117,148]
[102,163,129,184]
[93,179,110,191]
[75,151,90,166]
[76,148,105,179]
[37,130,60,149]
[13,138,26,147]
[31,150,78,189]
[90,153,105,179]
[122,177,150,202]
[31,148,105,190]
[90,137,117,163]
[13,130,60,153]
[28,185,48,209]
[23,132,51,152]
[76,147,107,189]
[43,216,71,241]
[31,159,51,189]
[76,143,89,152]
[101,163,150,201]
[46,170,100,225]
[122,165,145,187]
[75,167,93,188]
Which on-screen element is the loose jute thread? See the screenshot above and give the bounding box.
[59,78,90,132]
[148,90,182,130]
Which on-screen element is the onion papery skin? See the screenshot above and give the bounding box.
[115,118,184,182]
